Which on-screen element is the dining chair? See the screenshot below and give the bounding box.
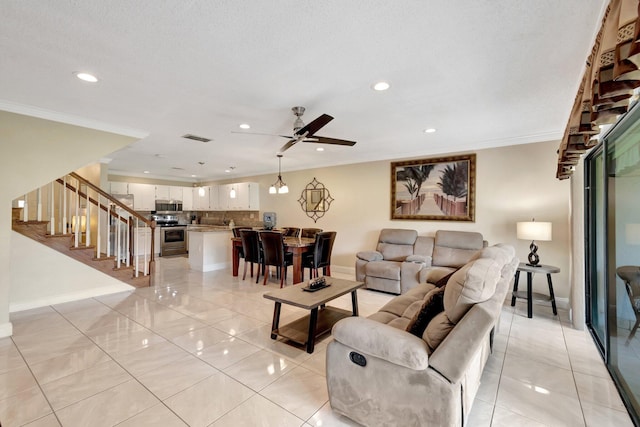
[302,231,336,280]
[240,229,263,283]
[301,228,323,239]
[617,266,640,345]
[282,227,301,237]
[259,230,293,287]
[233,226,253,260]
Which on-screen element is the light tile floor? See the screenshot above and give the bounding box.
[0,256,634,426]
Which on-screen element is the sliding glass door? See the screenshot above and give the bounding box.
[586,104,640,425]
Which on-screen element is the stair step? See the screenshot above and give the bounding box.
[45,233,73,238]
[69,245,96,251]
[92,255,116,262]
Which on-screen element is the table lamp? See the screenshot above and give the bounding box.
[517,219,552,267]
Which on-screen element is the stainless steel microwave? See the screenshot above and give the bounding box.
[155,200,183,212]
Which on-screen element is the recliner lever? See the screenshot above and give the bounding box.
[349,351,367,367]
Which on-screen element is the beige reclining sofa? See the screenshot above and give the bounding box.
[356,229,486,294]
[328,244,518,427]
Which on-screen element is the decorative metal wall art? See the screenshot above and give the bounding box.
[298,177,334,223]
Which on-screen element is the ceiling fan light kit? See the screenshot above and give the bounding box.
[269,154,288,194]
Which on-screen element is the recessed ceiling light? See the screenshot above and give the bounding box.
[143,170,150,174]
[372,81,390,91]
[424,128,437,133]
[239,123,251,129]
[224,169,231,173]
[191,174,196,178]
[316,147,324,152]
[75,72,98,83]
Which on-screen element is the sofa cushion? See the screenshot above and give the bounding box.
[406,287,445,337]
[366,260,402,280]
[421,266,457,285]
[432,230,484,268]
[435,269,458,288]
[376,229,418,261]
[469,244,514,265]
[368,311,399,324]
[357,250,383,262]
[422,311,455,353]
[377,293,424,317]
[443,257,502,324]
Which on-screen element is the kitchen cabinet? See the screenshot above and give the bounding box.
[193,186,210,210]
[109,181,128,194]
[182,186,194,210]
[128,183,155,211]
[155,185,183,201]
[220,182,259,210]
[209,185,220,210]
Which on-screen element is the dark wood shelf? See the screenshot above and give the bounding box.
[273,306,352,345]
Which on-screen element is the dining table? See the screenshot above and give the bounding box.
[231,235,315,284]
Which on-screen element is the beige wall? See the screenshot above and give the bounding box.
[0,111,138,337]
[236,140,572,301]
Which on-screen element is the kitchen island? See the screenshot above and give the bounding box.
[187,226,233,272]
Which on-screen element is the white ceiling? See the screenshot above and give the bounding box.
[0,1,606,182]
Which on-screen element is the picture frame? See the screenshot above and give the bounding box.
[390,153,476,221]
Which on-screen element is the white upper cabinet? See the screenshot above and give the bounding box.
[169,186,183,201]
[155,185,170,200]
[155,185,184,201]
[182,186,194,210]
[109,181,128,194]
[128,183,156,211]
[209,185,221,210]
[192,186,210,210]
[220,182,259,210]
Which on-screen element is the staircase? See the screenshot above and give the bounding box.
[11,172,155,288]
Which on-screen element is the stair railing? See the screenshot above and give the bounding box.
[16,172,156,282]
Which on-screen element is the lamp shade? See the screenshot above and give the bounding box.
[626,224,640,245]
[517,221,552,241]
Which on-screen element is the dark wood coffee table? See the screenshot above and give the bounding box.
[263,278,364,353]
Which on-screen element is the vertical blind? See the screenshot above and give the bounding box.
[558,0,640,179]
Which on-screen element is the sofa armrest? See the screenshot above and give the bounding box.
[356,251,383,262]
[428,303,494,383]
[332,317,429,370]
[405,254,430,264]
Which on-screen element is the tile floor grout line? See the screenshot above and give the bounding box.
[488,302,513,426]
[559,311,590,427]
[7,334,63,426]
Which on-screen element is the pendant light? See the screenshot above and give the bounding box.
[198,162,205,196]
[228,166,237,198]
[269,154,289,194]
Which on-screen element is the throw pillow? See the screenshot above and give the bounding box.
[434,269,458,288]
[405,287,445,338]
[423,311,455,353]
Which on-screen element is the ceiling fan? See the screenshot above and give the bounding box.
[237,106,357,153]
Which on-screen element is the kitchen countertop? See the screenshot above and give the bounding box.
[187,225,232,232]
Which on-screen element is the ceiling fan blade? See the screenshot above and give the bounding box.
[279,138,298,153]
[231,131,292,139]
[294,114,334,137]
[305,135,357,146]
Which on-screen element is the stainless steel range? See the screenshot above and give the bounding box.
[152,214,187,256]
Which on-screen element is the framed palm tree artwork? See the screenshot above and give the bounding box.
[390,154,476,221]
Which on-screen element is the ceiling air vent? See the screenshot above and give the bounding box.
[182,134,212,143]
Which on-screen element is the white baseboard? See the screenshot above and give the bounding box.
[191,261,231,272]
[0,322,13,338]
[9,283,134,313]
[555,297,570,310]
[330,265,356,277]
